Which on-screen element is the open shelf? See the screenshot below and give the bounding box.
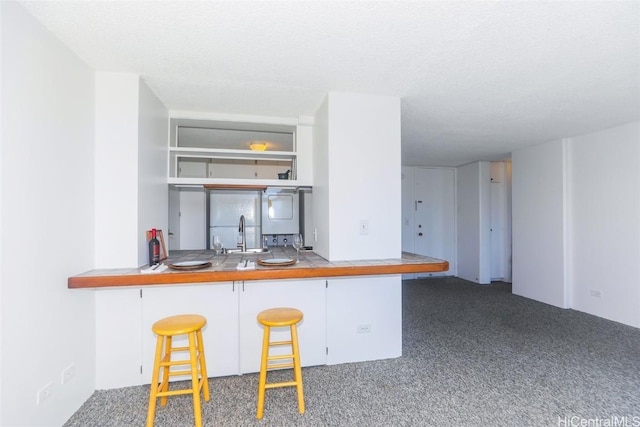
[169,118,299,183]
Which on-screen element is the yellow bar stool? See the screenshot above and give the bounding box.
[256,307,305,419]
[146,314,210,427]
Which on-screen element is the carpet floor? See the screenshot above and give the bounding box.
[64,277,640,426]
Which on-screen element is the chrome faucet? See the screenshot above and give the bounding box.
[238,215,246,252]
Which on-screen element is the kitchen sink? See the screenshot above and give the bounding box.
[223,248,270,255]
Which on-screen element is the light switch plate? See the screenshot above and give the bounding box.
[359,220,369,235]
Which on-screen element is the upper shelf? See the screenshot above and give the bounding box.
[168,177,307,187]
[169,146,296,161]
[170,118,296,152]
[169,117,302,184]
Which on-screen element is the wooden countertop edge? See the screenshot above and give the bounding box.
[68,261,449,289]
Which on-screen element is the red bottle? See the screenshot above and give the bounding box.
[149,228,160,265]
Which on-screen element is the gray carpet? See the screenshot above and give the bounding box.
[64,277,640,426]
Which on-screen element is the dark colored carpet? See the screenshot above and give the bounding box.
[64,277,640,426]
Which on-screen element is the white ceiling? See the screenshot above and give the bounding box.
[19,1,639,167]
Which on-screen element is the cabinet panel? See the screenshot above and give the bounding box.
[326,275,402,365]
[178,159,208,178]
[94,276,409,389]
[239,279,326,373]
[95,288,143,389]
[255,161,291,180]
[210,159,255,179]
[141,283,239,381]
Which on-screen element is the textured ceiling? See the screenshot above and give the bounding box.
[18,1,640,166]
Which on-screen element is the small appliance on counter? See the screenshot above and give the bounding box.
[277,170,291,180]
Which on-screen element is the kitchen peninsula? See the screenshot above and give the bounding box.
[72,249,448,390]
[67,92,423,391]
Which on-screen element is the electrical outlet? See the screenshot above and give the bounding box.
[357,324,371,333]
[61,364,76,384]
[37,382,53,405]
[590,289,602,298]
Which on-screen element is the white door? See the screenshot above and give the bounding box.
[414,168,456,276]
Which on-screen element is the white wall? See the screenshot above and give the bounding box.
[505,161,513,282]
[457,161,491,284]
[457,162,478,282]
[513,123,640,328]
[313,92,403,362]
[569,122,640,327]
[1,2,96,425]
[490,161,513,282]
[0,20,3,419]
[512,139,570,307]
[137,80,169,264]
[94,72,140,267]
[295,118,314,186]
[95,73,168,267]
[312,96,330,257]
[315,92,402,261]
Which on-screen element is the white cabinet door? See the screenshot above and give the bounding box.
[238,279,327,374]
[210,159,255,179]
[414,167,456,276]
[95,279,328,389]
[141,283,239,382]
[255,161,291,180]
[178,159,208,178]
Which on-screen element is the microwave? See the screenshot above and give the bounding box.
[261,188,299,235]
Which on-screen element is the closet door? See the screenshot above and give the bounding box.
[414,168,456,276]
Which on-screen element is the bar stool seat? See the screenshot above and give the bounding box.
[256,307,305,419]
[146,314,210,427]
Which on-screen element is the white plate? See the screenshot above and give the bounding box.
[172,260,209,267]
[257,258,296,267]
[260,258,293,264]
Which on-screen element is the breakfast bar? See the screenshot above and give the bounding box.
[68,249,449,288]
[73,250,448,391]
